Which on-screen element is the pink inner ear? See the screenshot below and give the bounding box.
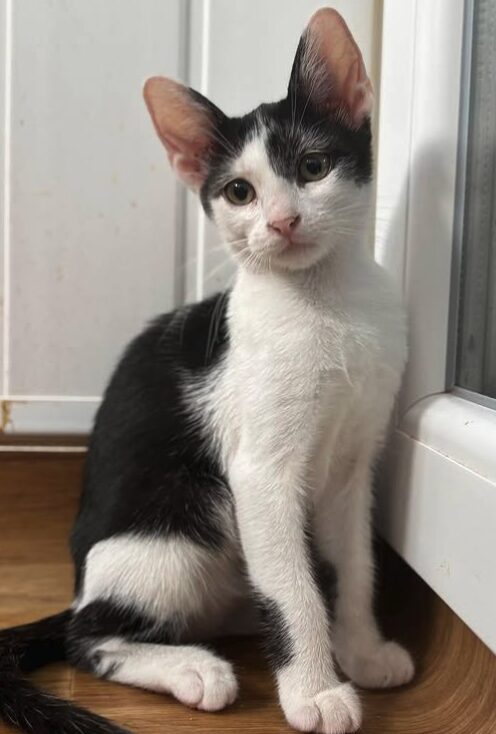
[307,8,373,126]
[143,77,213,189]
[173,153,207,189]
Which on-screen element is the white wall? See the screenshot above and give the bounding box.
[0,0,381,434]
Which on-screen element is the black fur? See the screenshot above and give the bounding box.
[0,25,374,732]
[0,612,130,734]
[0,676,131,734]
[262,99,372,187]
[71,291,231,590]
[0,611,70,674]
[199,30,371,215]
[255,596,295,670]
[0,293,231,734]
[254,553,336,672]
[286,29,372,185]
[67,600,177,674]
[200,98,371,216]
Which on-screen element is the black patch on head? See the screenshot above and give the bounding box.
[254,594,294,670]
[285,28,372,184]
[260,97,372,187]
[197,28,372,216]
[71,291,233,592]
[200,97,371,217]
[200,112,261,215]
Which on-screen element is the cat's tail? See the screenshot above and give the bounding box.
[0,611,131,734]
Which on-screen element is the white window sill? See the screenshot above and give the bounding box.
[378,393,496,654]
[402,394,496,481]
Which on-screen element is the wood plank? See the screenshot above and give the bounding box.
[0,455,495,733]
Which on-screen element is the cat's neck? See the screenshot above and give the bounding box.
[234,233,372,304]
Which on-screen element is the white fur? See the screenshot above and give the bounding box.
[211,131,369,272]
[81,127,413,732]
[203,130,413,730]
[77,531,247,640]
[91,638,238,711]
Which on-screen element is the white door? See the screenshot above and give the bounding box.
[0,0,380,435]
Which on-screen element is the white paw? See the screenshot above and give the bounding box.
[171,658,238,712]
[338,640,414,689]
[284,683,362,734]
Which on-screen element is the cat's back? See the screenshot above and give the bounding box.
[71,291,231,579]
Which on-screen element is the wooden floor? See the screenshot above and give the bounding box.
[0,454,495,734]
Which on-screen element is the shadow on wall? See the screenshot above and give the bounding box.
[375,140,461,550]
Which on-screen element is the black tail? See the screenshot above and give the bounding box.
[0,611,132,734]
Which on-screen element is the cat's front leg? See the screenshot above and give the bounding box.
[229,448,361,734]
[314,456,414,689]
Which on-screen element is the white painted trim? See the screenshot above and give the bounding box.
[195,0,211,302]
[0,444,87,453]
[376,0,465,414]
[374,0,417,288]
[2,0,12,395]
[401,394,496,482]
[401,0,465,411]
[1,394,101,402]
[2,399,99,434]
[172,0,193,307]
[378,399,496,654]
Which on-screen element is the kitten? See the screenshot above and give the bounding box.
[0,8,413,734]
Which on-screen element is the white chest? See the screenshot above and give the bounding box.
[232,258,405,391]
[208,256,407,474]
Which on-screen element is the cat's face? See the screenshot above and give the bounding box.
[201,100,372,272]
[144,8,373,273]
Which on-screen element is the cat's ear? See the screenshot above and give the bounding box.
[143,77,223,190]
[288,8,373,128]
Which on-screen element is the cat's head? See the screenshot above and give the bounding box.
[144,8,373,272]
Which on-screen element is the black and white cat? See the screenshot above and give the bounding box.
[0,8,413,734]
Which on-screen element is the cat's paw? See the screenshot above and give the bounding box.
[338,640,414,689]
[172,658,239,711]
[283,683,361,734]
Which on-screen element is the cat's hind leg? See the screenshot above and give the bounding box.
[68,527,246,710]
[68,599,238,711]
[100,640,238,711]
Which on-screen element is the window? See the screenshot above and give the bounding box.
[455,0,496,403]
[376,0,496,654]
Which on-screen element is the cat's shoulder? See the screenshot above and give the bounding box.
[107,290,231,388]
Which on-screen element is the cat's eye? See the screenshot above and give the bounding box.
[299,152,331,182]
[224,179,256,206]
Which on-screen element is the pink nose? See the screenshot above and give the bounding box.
[268,215,301,238]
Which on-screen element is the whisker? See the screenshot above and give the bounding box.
[210,129,238,158]
[203,256,233,285]
[204,286,231,365]
[177,238,248,275]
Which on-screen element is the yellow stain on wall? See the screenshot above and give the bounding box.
[1,400,13,432]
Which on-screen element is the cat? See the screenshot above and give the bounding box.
[0,8,414,734]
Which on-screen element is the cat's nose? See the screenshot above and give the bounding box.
[268,215,301,238]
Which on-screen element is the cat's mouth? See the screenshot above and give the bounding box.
[244,237,321,272]
[271,238,317,258]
